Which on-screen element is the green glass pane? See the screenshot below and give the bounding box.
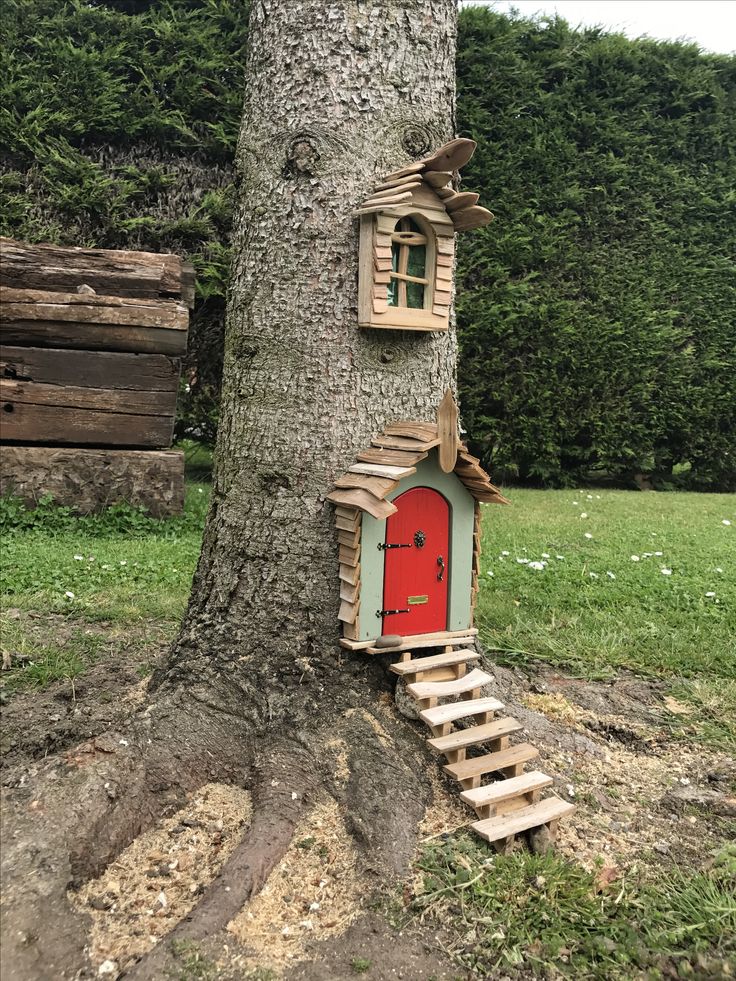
[407,243,426,280]
[406,282,425,308]
[388,242,400,306]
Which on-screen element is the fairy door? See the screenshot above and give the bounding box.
[381,487,450,636]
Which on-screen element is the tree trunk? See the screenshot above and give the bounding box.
[1,4,460,978]
[162,0,458,713]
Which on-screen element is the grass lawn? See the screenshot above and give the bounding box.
[476,488,735,679]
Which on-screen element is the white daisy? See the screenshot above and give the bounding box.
[528,561,546,571]
[661,568,672,576]
[723,519,732,526]
[705,591,716,598]
[607,571,616,579]
[64,591,75,599]
[631,555,640,561]
[73,554,84,561]
[584,533,593,539]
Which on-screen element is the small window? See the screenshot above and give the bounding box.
[387,217,429,309]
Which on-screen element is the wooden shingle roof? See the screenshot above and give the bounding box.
[354,138,494,233]
[328,419,509,520]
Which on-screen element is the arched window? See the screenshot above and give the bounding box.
[387,217,431,309]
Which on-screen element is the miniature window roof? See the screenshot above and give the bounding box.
[327,392,509,520]
[354,137,494,233]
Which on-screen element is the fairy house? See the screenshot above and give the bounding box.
[325,139,576,852]
[329,391,508,648]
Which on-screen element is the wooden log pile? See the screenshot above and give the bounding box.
[0,238,194,516]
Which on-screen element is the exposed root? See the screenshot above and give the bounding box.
[227,798,365,972]
[123,742,318,980]
[71,783,253,975]
[0,691,252,980]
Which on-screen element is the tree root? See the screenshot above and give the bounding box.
[124,741,318,980]
[2,685,435,980]
[0,690,251,980]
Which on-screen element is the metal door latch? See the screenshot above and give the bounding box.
[377,542,412,550]
[437,554,445,581]
[376,608,410,617]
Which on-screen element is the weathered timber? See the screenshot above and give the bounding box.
[0,398,175,448]
[0,288,188,354]
[1,379,177,417]
[0,346,180,392]
[0,446,185,515]
[0,238,195,307]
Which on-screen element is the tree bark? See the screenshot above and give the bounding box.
[162,0,459,712]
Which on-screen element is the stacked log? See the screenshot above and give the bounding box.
[0,238,194,516]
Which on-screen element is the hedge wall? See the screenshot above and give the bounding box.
[456,8,736,489]
[2,2,734,488]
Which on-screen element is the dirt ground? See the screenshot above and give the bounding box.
[1,614,734,980]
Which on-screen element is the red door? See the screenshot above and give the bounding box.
[381,487,449,637]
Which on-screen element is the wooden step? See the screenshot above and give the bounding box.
[366,634,476,655]
[390,648,480,676]
[444,743,539,788]
[420,696,504,728]
[471,796,575,844]
[460,770,553,812]
[427,717,523,755]
[407,668,492,702]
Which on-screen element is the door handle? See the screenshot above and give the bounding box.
[437,555,445,582]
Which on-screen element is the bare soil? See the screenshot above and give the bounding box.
[1,618,734,980]
[1,613,171,769]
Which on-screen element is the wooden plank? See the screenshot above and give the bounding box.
[0,238,194,305]
[333,473,399,498]
[364,183,420,201]
[1,379,176,418]
[336,516,360,535]
[381,162,425,181]
[327,488,398,520]
[444,744,539,783]
[339,563,361,586]
[407,667,492,701]
[348,462,416,479]
[370,434,440,452]
[342,626,478,652]
[421,138,476,173]
[471,799,575,843]
[340,580,359,604]
[357,217,374,328]
[0,446,184,516]
[0,346,180,392]
[342,617,361,641]
[0,401,174,448]
[338,599,359,624]
[361,191,414,209]
[1,289,188,355]
[335,504,360,521]
[451,206,494,232]
[356,447,427,467]
[367,307,448,332]
[374,173,425,192]
[428,717,523,754]
[423,171,453,189]
[420,696,505,728]
[436,253,454,267]
[337,527,361,549]
[339,544,361,566]
[436,237,455,256]
[443,191,480,213]
[389,648,480,676]
[382,422,438,441]
[436,389,459,473]
[460,771,553,810]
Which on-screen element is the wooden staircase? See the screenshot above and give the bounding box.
[390,645,574,851]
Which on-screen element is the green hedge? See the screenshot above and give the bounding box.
[456,8,736,489]
[2,2,734,488]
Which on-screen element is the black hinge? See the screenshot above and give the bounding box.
[376,608,410,617]
[377,542,412,550]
